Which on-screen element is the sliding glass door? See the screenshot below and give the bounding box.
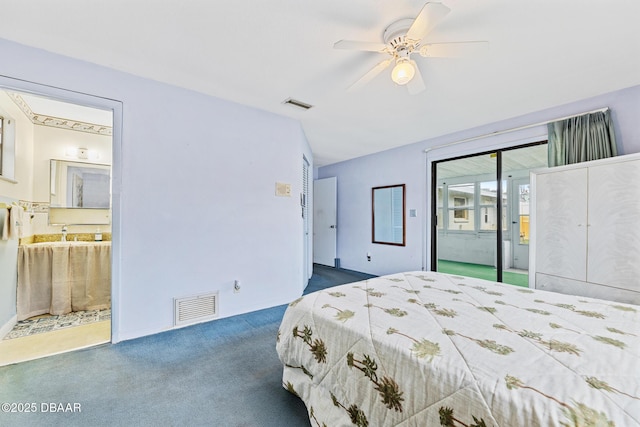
[432,143,547,286]
[435,153,499,281]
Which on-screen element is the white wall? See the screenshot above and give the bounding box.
[0,92,34,332]
[0,38,313,342]
[318,85,640,276]
[0,91,35,199]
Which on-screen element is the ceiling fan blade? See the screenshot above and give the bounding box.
[405,2,451,43]
[334,40,388,53]
[419,41,489,58]
[406,61,426,95]
[347,58,393,92]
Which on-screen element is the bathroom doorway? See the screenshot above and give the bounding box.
[0,80,119,365]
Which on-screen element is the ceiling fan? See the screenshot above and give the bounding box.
[334,2,487,95]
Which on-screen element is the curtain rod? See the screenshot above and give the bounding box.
[424,107,609,154]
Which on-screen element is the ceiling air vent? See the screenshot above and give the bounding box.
[283,98,313,110]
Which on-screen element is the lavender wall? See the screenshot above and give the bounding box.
[0,38,313,341]
[318,85,640,276]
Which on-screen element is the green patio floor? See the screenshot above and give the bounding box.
[437,260,529,287]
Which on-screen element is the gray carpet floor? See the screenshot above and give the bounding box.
[0,265,374,427]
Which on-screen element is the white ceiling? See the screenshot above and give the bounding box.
[1,1,638,166]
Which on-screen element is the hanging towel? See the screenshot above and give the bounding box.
[1,207,9,240]
[7,204,24,239]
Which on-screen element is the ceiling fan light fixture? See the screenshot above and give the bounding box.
[391,59,415,85]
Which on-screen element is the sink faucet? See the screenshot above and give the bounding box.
[61,225,68,242]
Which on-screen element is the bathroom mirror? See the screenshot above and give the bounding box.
[372,184,405,246]
[49,159,111,225]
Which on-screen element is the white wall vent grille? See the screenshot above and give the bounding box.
[174,292,219,327]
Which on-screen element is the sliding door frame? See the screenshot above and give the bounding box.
[430,141,547,282]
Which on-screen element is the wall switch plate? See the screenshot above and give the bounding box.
[234,280,241,293]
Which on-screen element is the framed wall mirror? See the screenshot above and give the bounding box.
[372,184,406,246]
[49,159,111,225]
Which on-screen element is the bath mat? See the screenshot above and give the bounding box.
[3,309,111,340]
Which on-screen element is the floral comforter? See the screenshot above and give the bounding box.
[276,271,639,426]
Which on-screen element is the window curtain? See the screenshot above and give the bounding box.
[547,109,617,167]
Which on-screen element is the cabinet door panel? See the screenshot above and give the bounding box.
[535,169,588,281]
[536,273,640,304]
[588,160,640,288]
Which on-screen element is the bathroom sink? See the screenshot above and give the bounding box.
[27,241,110,247]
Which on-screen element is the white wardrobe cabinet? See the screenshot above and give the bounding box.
[530,153,640,305]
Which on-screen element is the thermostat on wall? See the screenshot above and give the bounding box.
[276,182,291,197]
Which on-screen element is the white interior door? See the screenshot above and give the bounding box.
[313,177,337,267]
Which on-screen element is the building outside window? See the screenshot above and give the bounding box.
[447,183,475,231]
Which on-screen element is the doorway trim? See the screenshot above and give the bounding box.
[0,74,123,343]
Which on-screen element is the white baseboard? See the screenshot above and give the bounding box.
[0,314,17,340]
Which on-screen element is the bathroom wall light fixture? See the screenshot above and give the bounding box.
[65,147,99,161]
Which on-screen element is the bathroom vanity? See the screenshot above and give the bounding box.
[17,241,111,320]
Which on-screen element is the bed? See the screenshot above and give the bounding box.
[276,271,639,426]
